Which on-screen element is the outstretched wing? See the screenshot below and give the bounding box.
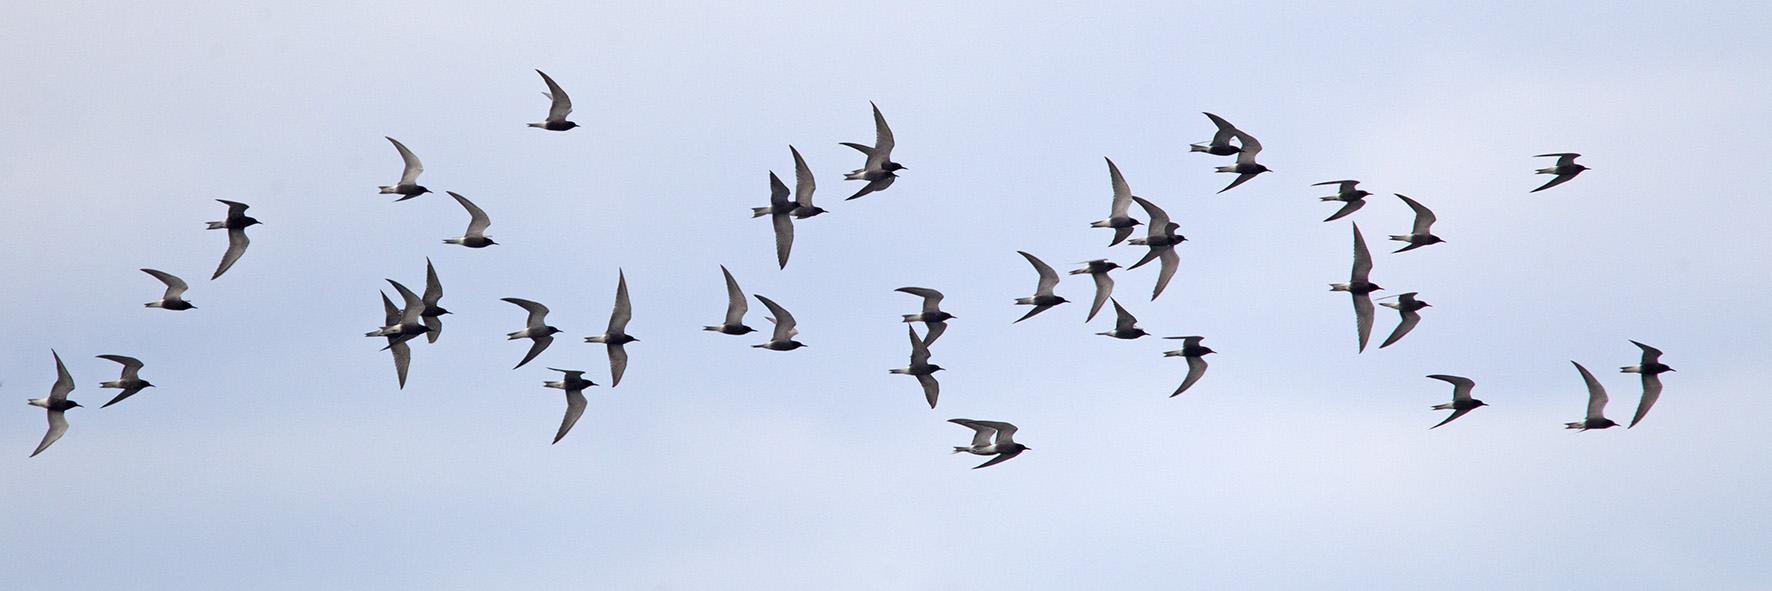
[555,389,587,444]
[386,137,424,185]
[536,69,573,122]
[720,265,749,325]
[142,268,188,299]
[1397,194,1437,235]
[1173,356,1208,397]
[451,192,492,237]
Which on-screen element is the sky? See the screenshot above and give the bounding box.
[3,1,1771,589]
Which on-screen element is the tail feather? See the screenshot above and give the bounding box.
[1319,196,1339,202]
[1188,144,1209,153]
[378,186,396,193]
[444,238,463,245]
[1431,403,1454,410]
[952,447,969,454]
[750,207,772,218]
[1564,422,1586,429]
[205,221,226,229]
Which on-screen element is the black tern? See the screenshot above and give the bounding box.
[95,355,153,408]
[584,270,638,388]
[1388,194,1444,253]
[206,199,260,280]
[1566,361,1619,430]
[377,291,413,389]
[1162,336,1215,397]
[704,265,757,335]
[543,368,597,443]
[789,146,825,218]
[503,297,562,369]
[1214,127,1269,193]
[1090,157,1143,246]
[420,258,449,343]
[1097,298,1149,339]
[751,171,796,269]
[949,419,1029,469]
[1012,251,1068,323]
[751,294,807,350]
[26,350,81,457]
[841,101,903,200]
[1426,375,1485,429]
[378,137,430,200]
[1621,340,1674,428]
[896,287,954,346]
[1531,153,1588,193]
[1378,292,1430,349]
[1314,180,1371,222]
[141,268,195,310]
[443,192,497,248]
[365,279,431,346]
[1330,223,1383,352]
[1068,259,1121,322]
[527,70,579,131]
[889,326,944,408]
[1126,197,1184,300]
[1189,112,1245,156]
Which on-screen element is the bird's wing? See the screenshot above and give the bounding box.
[609,271,632,334]
[908,325,932,365]
[1131,196,1171,233]
[97,354,144,380]
[549,368,587,381]
[219,199,250,218]
[1165,335,1205,347]
[213,226,250,279]
[1110,225,1135,246]
[1630,374,1663,428]
[772,211,794,269]
[607,344,628,388]
[387,137,423,185]
[1111,298,1137,331]
[790,146,816,207]
[389,339,410,389]
[423,315,443,343]
[1233,128,1263,161]
[100,387,143,409]
[720,266,748,325]
[1631,340,1665,365]
[555,389,587,444]
[1353,293,1375,353]
[49,350,74,402]
[1174,356,1208,397]
[845,175,894,200]
[1536,153,1580,166]
[768,171,791,208]
[388,279,426,325]
[1019,251,1060,296]
[1323,199,1365,223]
[896,287,945,314]
[450,192,492,237]
[1350,223,1373,282]
[917,374,940,409]
[515,335,553,369]
[754,295,797,340]
[1531,174,1576,193]
[1397,194,1437,234]
[1218,172,1259,194]
[1573,361,1610,420]
[503,298,551,329]
[1380,309,1421,349]
[950,419,995,448]
[923,320,947,346]
[1311,180,1360,193]
[380,291,401,326]
[143,268,188,299]
[536,69,573,121]
[972,449,1023,469]
[1430,407,1473,429]
[870,101,895,157]
[422,258,444,305]
[1106,157,1133,215]
[1152,247,1178,300]
[1427,375,1476,402]
[31,410,68,457]
[1013,304,1054,323]
[1203,112,1238,146]
[975,421,1019,445]
[1086,271,1114,322]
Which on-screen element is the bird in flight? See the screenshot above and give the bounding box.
[1388,194,1444,253]
[1126,196,1184,300]
[1189,112,1245,156]
[896,287,955,346]
[1090,157,1143,246]
[419,259,450,343]
[584,270,638,387]
[1214,126,1269,193]
[949,419,1029,469]
[527,70,578,131]
[1315,180,1371,222]
[751,171,796,269]
[1426,374,1485,429]
[141,268,196,311]
[1621,340,1674,428]
[1378,292,1430,349]
[205,199,261,280]
[1330,223,1383,352]
[1012,251,1068,323]
[704,265,757,335]
[1531,153,1588,193]
[375,291,414,389]
[95,355,154,408]
[1096,298,1149,340]
[502,297,562,369]
[542,368,597,443]
[1162,336,1215,397]
[787,146,826,218]
[378,137,431,200]
[443,192,497,248]
[27,350,81,457]
[1565,361,1619,430]
[751,295,807,351]
[840,101,904,200]
[889,325,944,408]
[1068,259,1121,322]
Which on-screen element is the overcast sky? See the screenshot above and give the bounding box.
[4,1,1771,589]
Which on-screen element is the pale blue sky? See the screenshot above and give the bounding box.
[4,1,1771,589]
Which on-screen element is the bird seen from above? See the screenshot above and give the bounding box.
[1330,223,1383,352]
[584,270,638,388]
[896,287,954,346]
[1162,336,1214,397]
[1096,298,1149,340]
[841,101,904,200]
[1388,194,1444,253]
[95,354,154,408]
[1621,340,1674,428]
[889,325,944,409]
[751,294,807,351]
[1566,361,1619,431]
[527,69,578,131]
[1090,157,1143,246]
[1531,153,1588,193]
[1012,251,1069,323]
[542,368,597,444]
[704,265,757,336]
[443,192,497,248]
[1315,180,1372,222]
[27,350,81,458]
[502,297,562,369]
[1069,259,1121,323]
[1426,374,1485,429]
[1378,292,1430,349]
[205,199,260,280]
[949,419,1029,469]
[1189,112,1245,156]
[141,268,196,310]
[378,136,430,200]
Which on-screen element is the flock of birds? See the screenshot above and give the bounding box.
[20,70,1674,468]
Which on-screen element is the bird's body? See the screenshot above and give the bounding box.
[27,350,81,457]
[502,298,561,369]
[1213,127,1269,193]
[583,270,638,387]
[141,268,196,310]
[443,192,497,248]
[889,325,944,408]
[949,419,1029,469]
[1069,259,1120,322]
[1425,374,1485,429]
[378,137,430,199]
[1387,194,1444,253]
[1126,197,1185,300]
[1090,158,1143,246]
[896,287,954,346]
[1566,361,1619,430]
[752,294,807,350]
[95,354,154,408]
[1531,153,1588,192]
[1162,336,1215,397]
[1315,180,1372,222]
[542,368,595,443]
[1378,292,1430,349]
[1621,340,1674,428]
[1013,251,1069,323]
[527,70,579,131]
[841,102,904,200]
[1096,298,1149,339]
[365,279,431,344]
[704,265,757,335]
[1330,223,1383,352]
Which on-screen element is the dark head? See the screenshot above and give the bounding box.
[242,216,263,227]
[930,365,946,372]
[1199,347,1216,356]
[415,186,433,196]
[435,307,452,316]
[558,121,580,131]
[544,327,563,336]
[1352,190,1372,199]
[884,162,907,172]
[1473,399,1488,408]
[486,238,500,246]
[141,381,156,389]
[795,206,829,218]
[70,401,84,408]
